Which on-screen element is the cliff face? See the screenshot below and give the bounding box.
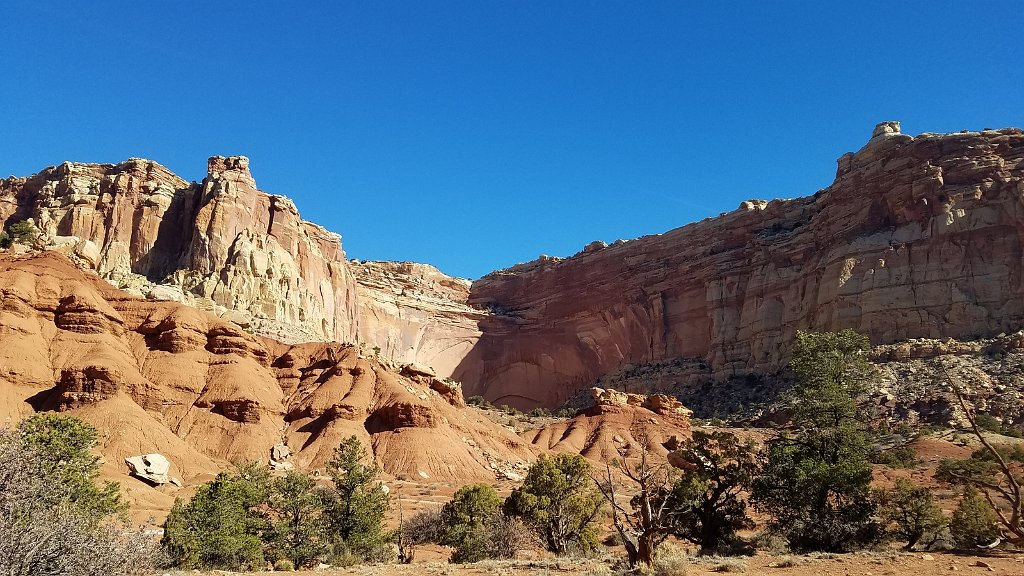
[350,260,484,376]
[0,156,359,343]
[3,123,1023,411]
[456,124,1024,407]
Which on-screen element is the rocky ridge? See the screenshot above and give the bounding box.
[0,156,359,343]
[3,122,1023,414]
[455,123,1024,407]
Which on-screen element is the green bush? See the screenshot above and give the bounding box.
[7,220,37,244]
[440,484,530,562]
[274,558,295,571]
[466,395,493,408]
[875,478,946,550]
[0,232,10,249]
[504,453,603,554]
[871,445,921,468]
[950,486,1000,549]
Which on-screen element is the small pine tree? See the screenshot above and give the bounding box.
[950,486,1000,549]
[326,436,391,562]
[266,471,332,568]
[751,330,881,552]
[875,478,946,550]
[162,462,270,570]
[504,453,603,554]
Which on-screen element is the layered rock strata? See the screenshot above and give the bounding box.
[351,260,483,376]
[0,156,358,343]
[0,252,535,485]
[456,124,1024,408]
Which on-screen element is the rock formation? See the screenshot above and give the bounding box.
[3,123,1023,413]
[522,388,692,464]
[455,124,1024,407]
[0,156,359,343]
[351,260,483,376]
[0,252,535,488]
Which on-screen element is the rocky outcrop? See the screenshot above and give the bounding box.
[352,260,483,376]
[456,124,1024,408]
[0,156,359,343]
[0,252,536,485]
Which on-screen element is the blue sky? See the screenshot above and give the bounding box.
[1,2,1021,279]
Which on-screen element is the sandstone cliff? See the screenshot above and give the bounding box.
[351,260,484,376]
[0,156,359,343]
[455,124,1024,408]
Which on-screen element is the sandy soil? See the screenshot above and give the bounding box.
[170,551,1024,575]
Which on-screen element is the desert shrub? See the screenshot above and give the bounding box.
[441,484,531,562]
[274,558,295,571]
[871,445,921,468]
[752,330,881,552]
[467,395,493,408]
[949,486,1000,549]
[7,220,37,244]
[974,413,1023,438]
[528,407,551,418]
[875,478,946,550]
[162,462,270,570]
[669,430,758,554]
[0,422,158,576]
[0,232,10,249]
[504,453,603,554]
[326,436,392,563]
[651,541,688,576]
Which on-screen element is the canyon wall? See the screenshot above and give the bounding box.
[455,124,1024,407]
[3,123,1022,411]
[0,156,359,343]
[350,260,484,376]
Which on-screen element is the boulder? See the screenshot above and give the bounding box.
[125,453,172,485]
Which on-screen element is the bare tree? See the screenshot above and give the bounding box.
[937,365,1024,546]
[0,430,160,576]
[594,442,691,567]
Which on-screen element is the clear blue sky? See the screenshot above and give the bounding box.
[2,2,1021,279]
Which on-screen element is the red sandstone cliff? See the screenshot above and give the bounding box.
[454,123,1024,407]
[3,123,1022,411]
[0,156,359,343]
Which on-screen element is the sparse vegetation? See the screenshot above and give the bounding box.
[0,416,158,576]
[875,478,947,550]
[937,365,1024,545]
[467,395,493,408]
[752,330,882,552]
[504,453,603,554]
